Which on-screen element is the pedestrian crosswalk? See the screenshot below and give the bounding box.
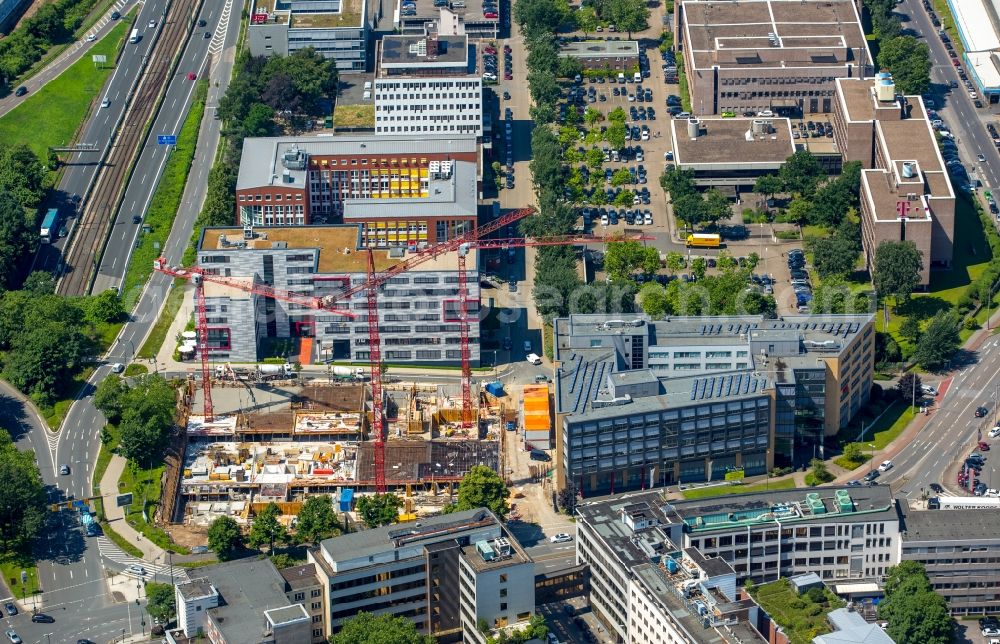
[96,537,187,582]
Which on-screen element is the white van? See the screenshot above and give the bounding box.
[633,71,642,82]
[130,28,140,44]
[526,353,542,365]
[617,72,626,83]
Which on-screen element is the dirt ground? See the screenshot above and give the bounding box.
[164,522,209,549]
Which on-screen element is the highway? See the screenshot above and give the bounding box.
[91,0,237,295]
[34,0,171,277]
[900,0,1000,192]
[0,0,239,639]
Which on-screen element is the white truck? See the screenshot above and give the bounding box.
[258,363,295,380]
[332,366,367,381]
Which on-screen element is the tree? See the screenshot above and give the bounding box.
[896,372,923,403]
[445,465,510,520]
[145,582,176,623]
[0,430,46,551]
[753,174,783,211]
[702,188,732,225]
[207,515,244,561]
[842,442,865,464]
[812,235,858,278]
[86,288,126,324]
[912,310,960,370]
[585,147,604,169]
[576,5,600,35]
[879,562,952,644]
[583,107,603,126]
[665,251,685,275]
[248,502,288,551]
[329,611,434,644]
[806,458,834,485]
[899,316,922,344]
[94,374,128,424]
[604,241,659,281]
[610,0,649,37]
[779,150,824,196]
[116,375,176,465]
[296,494,339,544]
[660,166,697,200]
[613,190,634,206]
[785,196,814,225]
[0,192,33,290]
[21,271,54,295]
[877,35,932,95]
[0,142,46,209]
[607,106,627,123]
[356,493,402,528]
[672,192,706,229]
[639,282,670,318]
[610,167,633,187]
[528,70,561,107]
[605,121,627,149]
[691,256,707,280]
[873,240,923,305]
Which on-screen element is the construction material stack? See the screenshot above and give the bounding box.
[522,385,551,450]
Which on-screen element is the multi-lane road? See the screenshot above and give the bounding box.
[0,0,239,638]
[34,0,171,277]
[900,0,1000,192]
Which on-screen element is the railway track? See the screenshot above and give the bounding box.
[57,0,199,296]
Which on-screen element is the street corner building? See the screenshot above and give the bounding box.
[551,314,875,496]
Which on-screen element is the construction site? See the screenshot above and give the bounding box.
[169,374,514,528]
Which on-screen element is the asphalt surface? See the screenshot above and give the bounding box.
[900,0,1000,193]
[91,0,237,295]
[34,0,172,276]
[0,1,239,640]
[878,339,1000,499]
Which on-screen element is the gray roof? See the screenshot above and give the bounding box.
[342,159,478,219]
[193,558,296,644]
[557,353,771,418]
[666,485,898,533]
[177,578,215,601]
[380,34,469,67]
[279,563,320,591]
[901,508,1000,542]
[559,39,640,59]
[576,493,680,569]
[265,603,310,626]
[236,134,478,191]
[320,507,499,563]
[814,608,896,644]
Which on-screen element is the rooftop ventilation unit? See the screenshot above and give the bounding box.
[901,161,916,179]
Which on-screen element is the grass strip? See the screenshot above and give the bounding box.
[121,80,209,311]
[0,552,40,598]
[137,279,187,359]
[681,477,795,499]
[0,17,129,160]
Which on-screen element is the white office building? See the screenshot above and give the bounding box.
[374,34,483,138]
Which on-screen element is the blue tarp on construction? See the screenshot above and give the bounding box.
[339,488,354,512]
[485,381,504,397]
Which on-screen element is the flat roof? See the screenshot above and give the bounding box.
[380,34,469,68]
[967,51,1000,91]
[460,531,533,573]
[252,0,365,28]
[671,118,795,167]
[177,578,215,601]
[559,39,640,59]
[950,0,1000,51]
[342,159,479,219]
[397,0,498,24]
[901,507,1000,542]
[199,225,475,274]
[195,558,295,643]
[237,134,477,192]
[681,0,869,70]
[665,485,898,532]
[265,603,309,626]
[279,564,320,591]
[320,507,499,565]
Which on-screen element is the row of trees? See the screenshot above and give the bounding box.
[0,282,124,404]
[879,561,952,644]
[638,251,776,318]
[864,0,932,95]
[661,167,733,230]
[0,428,47,553]
[0,142,47,290]
[0,0,98,89]
[208,494,342,560]
[93,373,176,464]
[195,50,339,258]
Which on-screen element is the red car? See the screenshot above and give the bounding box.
[504,44,511,53]
[953,59,961,66]
[980,441,991,451]
[483,45,497,55]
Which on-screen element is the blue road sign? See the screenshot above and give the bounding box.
[72,500,85,509]
[157,135,177,145]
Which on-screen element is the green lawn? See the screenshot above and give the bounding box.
[848,399,918,451]
[121,81,208,311]
[682,478,795,500]
[0,18,130,160]
[138,280,187,360]
[39,366,95,430]
[0,552,40,599]
[750,578,845,644]
[92,421,117,494]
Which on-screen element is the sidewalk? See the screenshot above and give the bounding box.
[100,454,167,562]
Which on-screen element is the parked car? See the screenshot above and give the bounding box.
[549,533,573,543]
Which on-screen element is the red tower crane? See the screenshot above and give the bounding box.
[155,207,650,490]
